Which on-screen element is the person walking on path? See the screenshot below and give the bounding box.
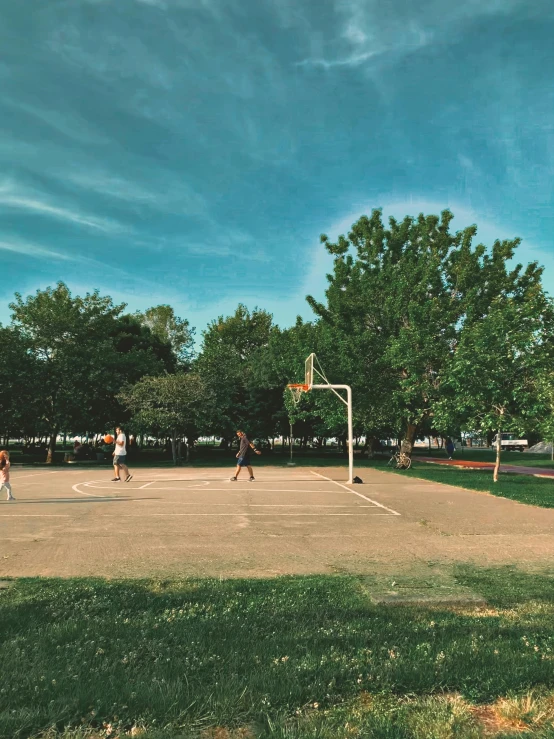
[0,450,14,500]
[230,430,261,481]
[112,426,133,482]
[446,438,455,460]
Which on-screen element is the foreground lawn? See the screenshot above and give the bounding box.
[1,569,554,738]
[397,463,554,508]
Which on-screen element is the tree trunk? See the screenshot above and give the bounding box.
[493,428,502,483]
[46,429,58,464]
[400,424,417,458]
[171,431,177,466]
[185,438,191,463]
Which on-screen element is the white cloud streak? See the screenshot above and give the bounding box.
[0,239,80,263]
[66,171,208,217]
[296,0,531,70]
[0,182,130,234]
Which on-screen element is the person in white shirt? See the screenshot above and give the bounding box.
[112,426,132,482]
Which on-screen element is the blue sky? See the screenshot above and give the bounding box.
[2,0,554,335]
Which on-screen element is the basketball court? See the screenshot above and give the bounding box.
[1,465,553,579]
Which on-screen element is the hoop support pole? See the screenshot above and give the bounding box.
[312,384,354,484]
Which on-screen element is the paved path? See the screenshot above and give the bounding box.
[0,466,553,578]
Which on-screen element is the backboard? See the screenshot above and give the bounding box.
[305,353,314,390]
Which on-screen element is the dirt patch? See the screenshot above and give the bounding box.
[471,704,527,734]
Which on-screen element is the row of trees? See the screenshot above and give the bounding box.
[2,208,553,478]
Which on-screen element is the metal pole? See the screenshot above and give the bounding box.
[312,384,353,484]
[290,423,293,463]
[346,385,353,484]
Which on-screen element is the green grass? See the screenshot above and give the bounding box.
[393,462,554,508]
[1,568,554,738]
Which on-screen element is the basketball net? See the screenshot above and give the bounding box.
[287,384,308,406]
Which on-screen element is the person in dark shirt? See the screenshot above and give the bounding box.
[230,430,261,481]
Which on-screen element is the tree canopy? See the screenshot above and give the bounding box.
[2,207,552,478]
[307,209,548,457]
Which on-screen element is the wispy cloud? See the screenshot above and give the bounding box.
[66,171,208,217]
[135,0,167,7]
[2,98,110,146]
[0,181,130,234]
[46,22,173,91]
[0,238,81,263]
[296,0,530,71]
[0,236,186,299]
[296,49,381,69]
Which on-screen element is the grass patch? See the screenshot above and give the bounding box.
[1,568,554,738]
[390,463,554,508]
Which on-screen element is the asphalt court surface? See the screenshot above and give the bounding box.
[1,466,553,578]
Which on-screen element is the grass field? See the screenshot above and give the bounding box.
[388,463,554,509]
[1,567,554,739]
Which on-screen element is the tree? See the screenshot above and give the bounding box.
[136,305,194,368]
[119,373,209,464]
[0,326,41,443]
[257,318,360,449]
[435,294,554,481]
[195,305,277,441]
[308,208,545,457]
[9,283,167,462]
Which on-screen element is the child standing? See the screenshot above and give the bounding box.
[0,450,14,500]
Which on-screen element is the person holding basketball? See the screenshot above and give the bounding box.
[112,427,133,482]
[230,430,261,481]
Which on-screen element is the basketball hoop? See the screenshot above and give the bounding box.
[286,383,309,406]
[286,353,355,484]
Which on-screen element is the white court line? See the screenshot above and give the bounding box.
[310,471,401,516]
[133,502,377,508]
[120,475,317,485]
[72,482,120,499]
[91,513,393,517]
[11,471,61,479]
[0,514,71,517]
[139,481,154,489]
[84,485,352,494]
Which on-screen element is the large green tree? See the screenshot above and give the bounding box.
[196,305,277,441]
[435,293,554,480]
[0,326,41,442]
[119,373,209,464]
[308,208,545,457]
[135,305,194,368]
[9,283,166,462]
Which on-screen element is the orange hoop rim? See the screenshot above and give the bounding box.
[287,383,310,392]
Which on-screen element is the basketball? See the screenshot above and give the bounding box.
[103,434,114,444]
